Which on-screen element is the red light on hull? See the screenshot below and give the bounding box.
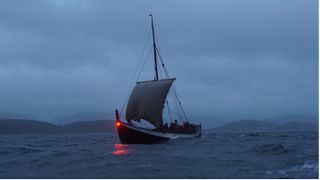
[116,122,121,127]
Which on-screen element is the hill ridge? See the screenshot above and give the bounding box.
[0,119,116,134]
[213,119,317,132]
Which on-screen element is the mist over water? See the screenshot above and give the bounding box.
[0,130,317,178]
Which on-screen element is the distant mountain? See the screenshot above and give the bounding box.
[0,119,116,134]
[0,119,61,134]
[52,112,114,125]
[1,118,316,134]
[0,112,38,120]
[214,119,317,132]
[63,120,116,133]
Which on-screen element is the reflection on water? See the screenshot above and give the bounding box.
[112,143,129,155]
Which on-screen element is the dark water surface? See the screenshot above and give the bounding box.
[0,131,318,178]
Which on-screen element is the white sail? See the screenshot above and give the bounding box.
[126,78,175,128]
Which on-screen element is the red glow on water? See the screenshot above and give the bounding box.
[112,149,128,155]
[112,143,128,155]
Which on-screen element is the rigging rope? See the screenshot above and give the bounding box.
[156,46,189,122]
[119,30,151,116]
[136,47,152,81]
[119,23,189,126]
[166,100,173,123]
[120,47,152,116]
[151,25,187,123]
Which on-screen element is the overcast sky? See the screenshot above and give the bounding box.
[0,0,317,126]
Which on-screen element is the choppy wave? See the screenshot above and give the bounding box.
[266,160,318,178]
[7,146,44,154]
[0,131,317,178]
[254,143,289,154]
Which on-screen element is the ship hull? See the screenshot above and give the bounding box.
[117,121,201,144]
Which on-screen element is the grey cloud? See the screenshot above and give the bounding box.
[0,0,317,127]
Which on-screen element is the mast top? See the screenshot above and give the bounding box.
[149,14,159,81]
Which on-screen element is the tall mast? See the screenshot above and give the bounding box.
[149,14,159,81]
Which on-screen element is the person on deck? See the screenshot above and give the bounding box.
[163,123,168,132]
